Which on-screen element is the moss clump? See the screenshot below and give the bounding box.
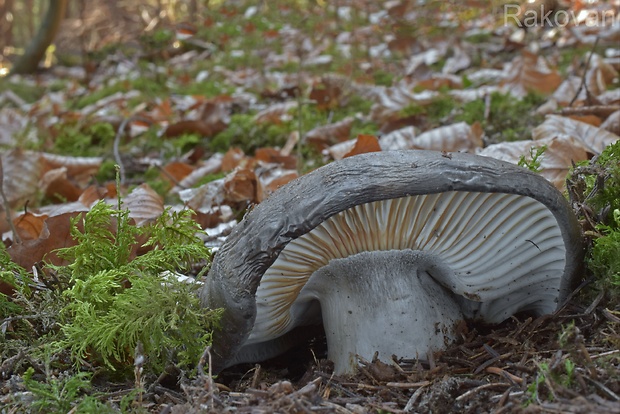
[52,122,115,157]
[568,141,620,306]
[0,78,47,102]
[455,91,545,142]
[399,94,457,129]
[209,113,291,153]
[53,198,221,372]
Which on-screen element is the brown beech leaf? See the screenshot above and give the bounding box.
[305,117,354,150]
[344,135,382,158]
[0,107,29,146]
[379,126,417,150]
[327,140,356,161]
[254,148,297,170]
[191,207,233,232]
[40,153,102,185]
[501,50,562,97]
[411,122,483,153]
[309,81,342,110]
[13,212,48,241]
[254,101,297,124]
[600,110,620,136]
[478,136,589,190]
[567,115,602,127]
[415,75,462,91]
[221,147,247,171]
[179,179,225,214]
[8,212,81,269]
[39,167,83,203]
[585,54,618,96]
[370,83,438,125]
[124,184,164,226]
[78,185,109,207]
[260,85,301,101]
[533,115,620,154]
[1,149,43,208]
[164,119,224,138]
[223,168,258,204]
[171,153,223,193]
[442,43,472,74]
[256,164,298,201]
[552,76,585,106]
[161,161,195,185]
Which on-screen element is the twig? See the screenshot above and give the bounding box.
[250,363,261,389]
[1,313,50,324]
[590,349,620,360]
[197,344,216,410]
[583,375,620,401]
[403,384,428,412]
[208,345,214,411]
[0,349,25,378]
[385,381,430,389]
[456,382,511,402]
[113,117,131,185]
[568,36,600,107]
[134,341,145,405]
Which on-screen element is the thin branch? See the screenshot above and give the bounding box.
[114,117,131,185]
[568,36,600,107]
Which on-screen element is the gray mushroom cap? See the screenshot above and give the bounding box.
[200,150,583,374]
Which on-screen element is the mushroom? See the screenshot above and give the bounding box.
[200,150,583,374]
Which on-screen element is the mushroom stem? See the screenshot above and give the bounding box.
[300,249,465,374]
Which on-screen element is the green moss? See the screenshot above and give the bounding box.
[143,165,173,198]
[399,94,456,128]
[176,77,232,97]
[71,76,169,110]
[95,159,118,183]
[464,31,493,44]
[0,78,46,103]
[53,122,115,157]
[54,200,221,372]
[209,112,292,153]
[373,70,394,87]
[556,45,607,75]
[71,82,127,109]
[148,28,174,47]
[590,210,620,293]
[569,142,620,306]
[455,91,545,142]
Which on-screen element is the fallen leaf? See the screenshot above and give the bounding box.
[13,212,48,241]
[164,119,225,138]
[343,134,382,158]
[600,110,620,136]
[478,136,589,190]
[8,212,81,269]
[39,167,83,203]
[305,117,354,150]
[223,168,258,203]
[221,148,247,171]
[501,50,562,97]
[411,122,483,153]
[0,149,43,208]
[254,148,297,170]
[124,184,165,226]
[161,161,195,186]
[254,101,297,124]
[533,114,620,154]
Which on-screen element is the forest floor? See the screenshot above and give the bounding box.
[1,1,620,413]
